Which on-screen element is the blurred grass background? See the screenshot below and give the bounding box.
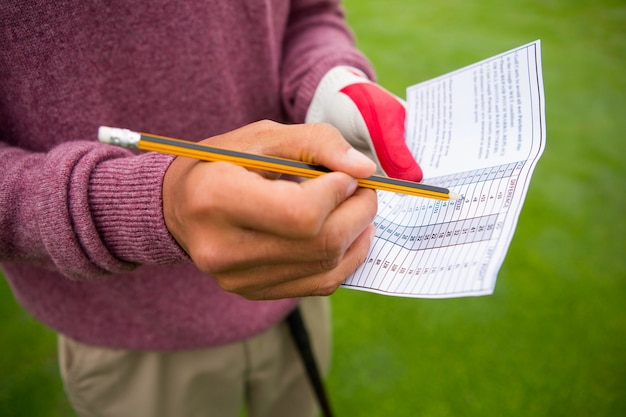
[328,0,626,416]
[1,0,624,416]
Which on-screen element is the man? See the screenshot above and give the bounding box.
[0,1,421,416]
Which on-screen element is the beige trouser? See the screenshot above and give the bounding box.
[58,297,330,417]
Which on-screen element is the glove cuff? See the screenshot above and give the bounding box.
[305,66,371,124]
[305,66,423,182]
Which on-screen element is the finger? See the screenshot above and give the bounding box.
[190,187,377,273]
[217,224,376,300]
[197,161,362,238]
[206,120,377,179]
[278,122,379,179]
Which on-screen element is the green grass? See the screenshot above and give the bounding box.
[0,280,73,416]
[1,1,625,416]
[327,0,626,416]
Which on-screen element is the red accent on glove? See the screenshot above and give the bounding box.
[340,83,423,182]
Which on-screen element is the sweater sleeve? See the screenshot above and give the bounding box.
[281,0,376,123]
[0,140,188,280]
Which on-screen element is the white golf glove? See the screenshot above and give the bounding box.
[306,66,422,181]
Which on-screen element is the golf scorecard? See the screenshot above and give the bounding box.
[343,40,545,298]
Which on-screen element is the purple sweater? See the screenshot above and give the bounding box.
[0,0,373,350]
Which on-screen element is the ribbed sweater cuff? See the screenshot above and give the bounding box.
[89,152,189,265]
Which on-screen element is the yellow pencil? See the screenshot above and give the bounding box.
[98,126,461,201]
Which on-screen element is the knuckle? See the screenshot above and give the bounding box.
[212,273,253,297]
[302,123,342,149]
[318,256,340,272]
[214,276,238,293]
[192,245,231,274]
[251,119,280,133]
[312,278,341,297]
[315,230,348,271]
[320,228,348,260]
[281,195,325,237]
[309,122,340,137]
[242,293,263,301]
[290,205,324,236]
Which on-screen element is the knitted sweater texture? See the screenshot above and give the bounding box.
[0,0,373,350]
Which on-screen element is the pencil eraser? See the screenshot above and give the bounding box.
[98,126,116,144]
[97,126,141,147]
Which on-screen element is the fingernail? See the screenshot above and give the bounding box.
[346,148,376,169]
[345,178,358,198]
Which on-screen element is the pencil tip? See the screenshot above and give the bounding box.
[449,191,462,200]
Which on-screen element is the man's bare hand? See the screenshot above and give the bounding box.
[163,120,378,300]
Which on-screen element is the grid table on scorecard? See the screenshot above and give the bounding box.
[345,161,526,297]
